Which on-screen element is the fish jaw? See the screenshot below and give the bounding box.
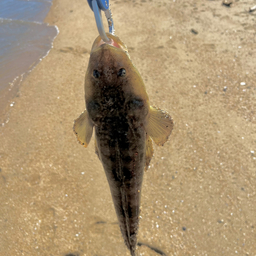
[94,115,146,255]
[91,33,129,54]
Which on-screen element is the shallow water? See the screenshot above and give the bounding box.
[0,0,57,116]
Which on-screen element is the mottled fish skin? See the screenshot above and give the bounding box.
[86,34,149,255]
[94,106,146,255]
[74,33,174,256]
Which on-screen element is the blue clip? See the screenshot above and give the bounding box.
[87,0,115,43]
[88,0,109,11]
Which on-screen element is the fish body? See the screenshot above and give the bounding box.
[74,33,173,256]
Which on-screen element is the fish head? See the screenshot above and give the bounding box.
[86,33,130,87]
[85,33,150,125]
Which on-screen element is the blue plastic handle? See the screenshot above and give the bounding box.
[87,0,114,43]
[87,0,109,11]
[91,0,110,42]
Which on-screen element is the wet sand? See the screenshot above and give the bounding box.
[1,0,256,255]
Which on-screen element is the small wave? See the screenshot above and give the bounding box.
[31,24,59,66]
[0,17,46,26]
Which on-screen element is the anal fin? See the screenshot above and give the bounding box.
[145,135,154,170]
[94,136,100,160]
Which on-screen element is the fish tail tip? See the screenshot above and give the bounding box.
[130,250,136,256]
[130,246,137,256]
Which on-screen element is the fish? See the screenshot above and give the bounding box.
[73,33,173,256]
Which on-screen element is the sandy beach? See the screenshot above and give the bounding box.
[1,0,256,255]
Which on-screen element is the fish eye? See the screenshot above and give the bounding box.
[117,68,126,77]
[93,70,100,78]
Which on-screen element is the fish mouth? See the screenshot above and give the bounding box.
[95,38,121,49]
[91,33,128,53]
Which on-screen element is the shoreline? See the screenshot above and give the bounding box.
[44,0,58,25]
[0,0,59,124]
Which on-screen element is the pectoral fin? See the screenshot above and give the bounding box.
[145,135,154,170]
[73,110,93,147]
[147,106,174,146]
